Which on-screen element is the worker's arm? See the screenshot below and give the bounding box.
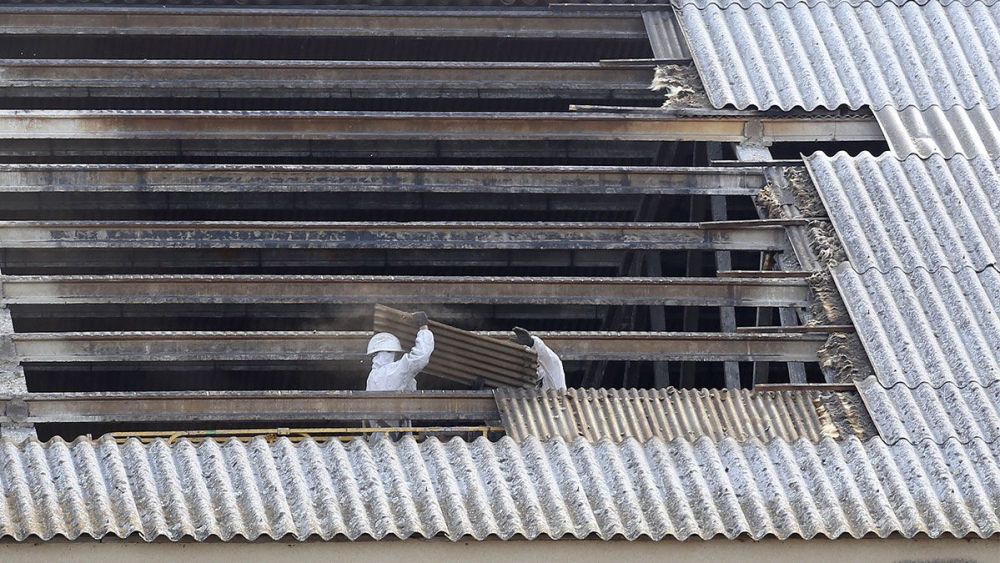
[531,335,566,390]
[396,326,434,377]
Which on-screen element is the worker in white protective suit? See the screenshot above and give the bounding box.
[513,327,566,390]
[366,311,434,391]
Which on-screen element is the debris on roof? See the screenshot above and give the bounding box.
[652,64,710,109]
[495,387,875,443]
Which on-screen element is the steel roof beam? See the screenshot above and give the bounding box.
[0,60,657,100]
[0,7,647,39]
[0,221,789,251]
[0,390,501,424]
[0,164,765,195]
[12,331,825,362]
[0,275,811,307]
[0,111,884,143]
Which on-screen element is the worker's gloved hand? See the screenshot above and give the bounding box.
[512,326,534,347]
[411,311,429,327]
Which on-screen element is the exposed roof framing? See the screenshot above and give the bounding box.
[0,7,648,39]
[0,275,812,307]
[11,331,826,363]
[0,391,501,424]
[0,221,790,251]
[0,110,884,143]
[0,60,659,101]
[0,164,767,195]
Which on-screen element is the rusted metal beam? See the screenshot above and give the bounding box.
[0,164,766,195]
[0,111,885,143]
[11,331,825,363]
[0,391,501,424]
[0,7,647,39]
[0,275,812,307]
[0,60,657,100]
[0,221,790,251]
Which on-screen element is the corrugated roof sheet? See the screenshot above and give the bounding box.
[857,377,1000,445]
[673,0,990,7]
[1,434,998,542]
[876,104,1000,159]
[805,152,1000,273]
[495,387,875,443]
[832,264,1000,388]
[641,11,691,60]
[673,0,1000,111]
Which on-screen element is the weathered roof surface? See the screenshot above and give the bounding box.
[641,11,690,60]
[673,0,984,7]
[857,377,1000,445]
[673,0,1000,111]
[875,104,1000,159]
[832,264,1000,388]
[495,387,875,443]
[1,434,998,542]
[805,152,1000,273]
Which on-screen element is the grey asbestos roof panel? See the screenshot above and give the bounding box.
[495,387,875,443]
[832,264,1000,388]
[876,104,1000,159]
[641,11,691,60]
[805,152,1000,273]
[857,377,1000,445]
[0,434,998,542]
[674,0,985,7]
[674,0,1000,110]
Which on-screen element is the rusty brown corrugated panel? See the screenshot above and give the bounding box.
[496,387,875,443]
[373,304,537,388]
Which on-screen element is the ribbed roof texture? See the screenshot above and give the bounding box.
[832,263,1000,388]
[806,152,1000,273]
[674,0,985,7]
[1,434,999,542]
[857,377,1000,445]
[674,0,1000,111]
[876,104,1000,159]
[496,387,875,443]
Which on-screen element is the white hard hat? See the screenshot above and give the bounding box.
[367,332,404,355]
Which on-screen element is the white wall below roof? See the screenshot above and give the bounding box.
[1,536,997,563]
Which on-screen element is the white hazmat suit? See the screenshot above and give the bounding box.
[530,335,566,390]
[366,327,434,391]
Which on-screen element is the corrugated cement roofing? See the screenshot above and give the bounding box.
[673,0,986,7]
[673,0,1000,111]
[875,104,1000,159]
[495,387,875,443]
[805,152,1000,273]
[857,377,1000,445]
[1,434,998,542]
[832,263,1000,388]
